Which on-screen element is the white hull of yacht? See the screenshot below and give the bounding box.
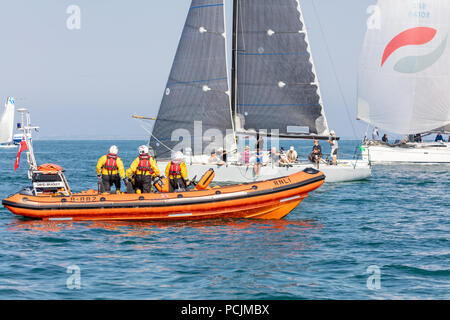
[0,143,17,149]
[158,160,371,183]
[362,142,450,163]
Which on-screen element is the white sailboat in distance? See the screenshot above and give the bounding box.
[0,97,17,149]
[358,0,450,163]
[135,0,371,182]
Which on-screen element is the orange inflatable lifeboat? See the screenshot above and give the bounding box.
[2,168,325,221]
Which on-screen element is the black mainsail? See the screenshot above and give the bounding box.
[232,0,329,137]
[150,0,233,159]
[149,0,332,159]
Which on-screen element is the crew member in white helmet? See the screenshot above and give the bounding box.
[126,145,160,193]
[165,151,190,192]
[96,145,126,192]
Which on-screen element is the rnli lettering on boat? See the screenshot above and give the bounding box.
[273,177,292,186]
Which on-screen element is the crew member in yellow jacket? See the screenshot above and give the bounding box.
[165,151,190,192]
[96,145,126,192]
[126,145,160,193]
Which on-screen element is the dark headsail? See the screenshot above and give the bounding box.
[150,1,234,159]
[233,0,329,136]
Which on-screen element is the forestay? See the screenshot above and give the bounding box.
[358,0,450,135]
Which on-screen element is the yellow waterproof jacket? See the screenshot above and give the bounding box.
[165,161,188,179]
[96,155,125,179]
[126,156,160,179]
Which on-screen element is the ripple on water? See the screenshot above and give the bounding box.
[0,141,449,299]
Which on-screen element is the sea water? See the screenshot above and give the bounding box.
[0,140,448,299]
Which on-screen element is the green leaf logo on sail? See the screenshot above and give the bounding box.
[381,27,447,74]
[394,34,447,73]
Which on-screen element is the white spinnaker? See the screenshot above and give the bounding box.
[358,0,450,134]
[0,97,15,144]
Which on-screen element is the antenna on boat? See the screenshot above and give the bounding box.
[17,108,39,179]
[132,115,156,121]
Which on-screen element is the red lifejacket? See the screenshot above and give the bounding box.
[169,160,182,177]
[104,153,118,172]
[137,154,154,175]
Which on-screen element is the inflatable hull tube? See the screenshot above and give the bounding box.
[2,170,325,221]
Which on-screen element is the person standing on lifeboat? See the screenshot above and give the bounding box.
[96,145,126,192]
[165,151,190,192]
[126,145,160,193]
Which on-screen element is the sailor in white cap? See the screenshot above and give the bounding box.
[327,130,339,165]
[286,146,298,163]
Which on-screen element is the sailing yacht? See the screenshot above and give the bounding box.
[358,0,450,163]
[139,0,371,182]
[0,97,17,149]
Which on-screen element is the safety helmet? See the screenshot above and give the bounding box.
[138,145,149,155]
[109,145,119,155]
[174,151,184,160]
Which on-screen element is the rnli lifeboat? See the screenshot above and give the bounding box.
[2,165,325,221]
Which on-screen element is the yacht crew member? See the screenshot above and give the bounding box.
[435,132,444,142]
[372,127,379,140]
[308,139,322,168]
[126,145,160,193]
[286,146,298,163]
[96,145,126,192]
[240,146,251,165]
[327,131,339,165]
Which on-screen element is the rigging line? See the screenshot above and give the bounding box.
[167,77,227,85]
[363,122,370,142]
[190,3,224,11]
[236,0,246,117]
[137,118,175,153]
[310,0,358,140]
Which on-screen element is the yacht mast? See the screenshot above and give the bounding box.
[231,0,239,128]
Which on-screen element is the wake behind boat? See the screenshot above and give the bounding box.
[134,0,371,183]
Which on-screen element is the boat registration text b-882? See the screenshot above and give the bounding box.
[69,196,97,203]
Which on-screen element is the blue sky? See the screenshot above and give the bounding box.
[0,0,378,140]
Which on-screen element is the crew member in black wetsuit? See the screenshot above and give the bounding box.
[308,139,322,169]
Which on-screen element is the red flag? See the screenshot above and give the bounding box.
[14,138,28,171]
